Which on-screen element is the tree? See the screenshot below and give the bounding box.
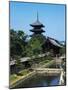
[10,29,17,58]
[10,29,27,59]
[60,46,65,55]
[28,34,45,55]
[15,56,22,75]
[25,34,46,67]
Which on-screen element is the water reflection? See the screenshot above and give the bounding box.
[15,74,60,88]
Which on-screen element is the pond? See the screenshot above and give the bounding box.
[14,74,60,88]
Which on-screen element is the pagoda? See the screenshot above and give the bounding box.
[30,13,45,34]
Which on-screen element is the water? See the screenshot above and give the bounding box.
[15,74,60,88]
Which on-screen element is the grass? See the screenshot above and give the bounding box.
[18,69,31,76]
[10,74,18,82]
[37,59,55,68]
[10,69,32,84]
[39,59,50,65]
[32,56,53,64]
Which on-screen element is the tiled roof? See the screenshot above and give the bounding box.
[48,37,62,47]
[31,20,43,26]
[30,29,45,32]
[30,19,44,27]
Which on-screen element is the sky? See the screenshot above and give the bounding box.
[10,1,66,41]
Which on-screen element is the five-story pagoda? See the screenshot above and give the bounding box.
[30,13,45,35]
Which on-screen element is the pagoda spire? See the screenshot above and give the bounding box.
[37,11,39,21]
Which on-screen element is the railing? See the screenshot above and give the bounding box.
[33,68,63,74]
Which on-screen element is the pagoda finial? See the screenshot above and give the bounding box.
[37,11,39,21]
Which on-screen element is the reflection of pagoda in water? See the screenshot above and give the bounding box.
[29,13,63,56]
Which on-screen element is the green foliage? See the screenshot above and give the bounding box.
[10,74,18,82]
[10,29,46,59]
[10,29,27,59]
[60,47,65,55]
[44,55,53,60]
[30,34,45,47]
[10,29,46,70]
[28,34,45,55]
[10,69,32,84]
[25,34,46,65]
[15,56,21,66]
[18,69,30,76]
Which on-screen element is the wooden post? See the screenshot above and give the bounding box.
[56,55,57,68]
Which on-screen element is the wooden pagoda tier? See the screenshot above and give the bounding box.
[30,20,45,27]
[30,28,45,34]
[30,13,45,34]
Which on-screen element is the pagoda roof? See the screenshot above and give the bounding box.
[30,29,45,32]
[47,37,63,48]
[30,20,45,27]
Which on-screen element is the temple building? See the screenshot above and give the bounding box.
[42,37,63,56]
